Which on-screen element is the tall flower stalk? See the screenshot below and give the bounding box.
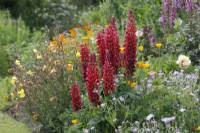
[124,9,137,78]
[80,43,90,81]
[104,24,120,74]
[70,81,82,112]
[103,51,115,94]
[86,53,100,106]
[97,29,105,67]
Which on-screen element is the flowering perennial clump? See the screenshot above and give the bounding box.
[124,9,137,77]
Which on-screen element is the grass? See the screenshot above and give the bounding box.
[0,112,31,133]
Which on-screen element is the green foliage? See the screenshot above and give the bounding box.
[0,10,43,76]
[0,77,13,110]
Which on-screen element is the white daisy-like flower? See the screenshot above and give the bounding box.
[161,116,176,123]
[135,30,143,38]
[146,114,154,121]
[176,55,191,69]
[179,108,185,112]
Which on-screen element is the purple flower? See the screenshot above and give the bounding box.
[148,33,156,45]
[147,79,152,83]
[170,5,176,27]
[177,0,184,9]
[185,0,193,12]
[159,9,167,25]
[163,0,170,13]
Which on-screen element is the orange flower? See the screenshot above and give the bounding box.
[59,33,64,42]
[77,23,81,28]
[86,22,90,26]
[69,28,76,37]
[120,47,125,53]
[94,21,99,25]
[137,62,143,68]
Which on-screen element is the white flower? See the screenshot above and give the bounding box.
[135,30,143,38]
[83,129,89,133]
[91,37,96,44]
[119,96,124,102]
[131,128,138,132]
[146,114,154,121]
[113,97,116,101]
[161,116,176,123]
[179,108,185,112]
[100,103,106,108]
[176,55,191,69]
[91,127,95,130]
[113,118,117,123]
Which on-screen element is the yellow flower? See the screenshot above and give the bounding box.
[27,70,34,77]
[97,105,101,109]
[105,24,110,29]
[138,46,144,51]
[8,68,13,74]
[10,93,15,97]
[127,81,137,88]
[71,119,78,124]
[37,55,42,60]
[33,49,38,54]
[15,60,21,66]
[49,96,56,102]
[82,36,89,43]
[66,64,73,71]
[19,83,23,88]
[76,52,81,58]
[50,68,57,74]
[137,62,143,68]
[196,126,200,130]
[130,82,137,88]
[10,77,18,85]
[33,112,39,120]
[54,60,61,65]
[120,47,125,53]
[156,43,162,48]
[18,89,25,98]
[143,63,150,69]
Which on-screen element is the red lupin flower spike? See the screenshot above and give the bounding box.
[80,43,90,81]
[86,53,100,106]
[103,51,115,94]
[96,29,105,67]
[70,81,82,112]
[104,24,120,74]
[124,9,137,77]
